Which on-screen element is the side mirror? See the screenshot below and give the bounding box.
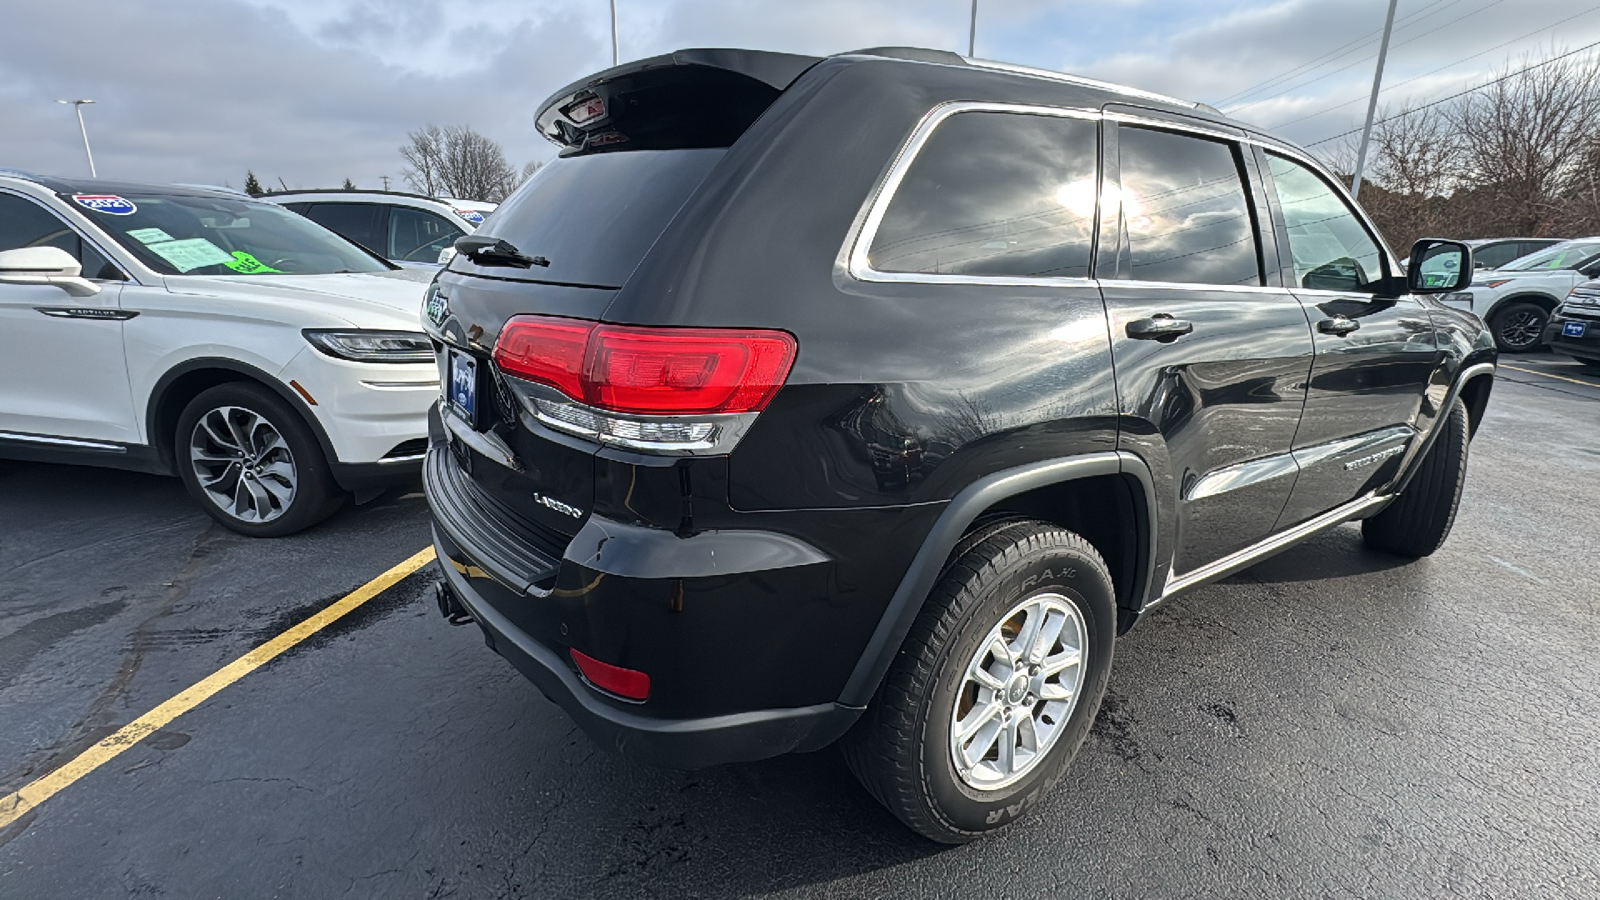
[0,246,101,297]
[1406,238,1472,293]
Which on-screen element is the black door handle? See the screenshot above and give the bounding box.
[1126,314,1194,342]
[1318,316,1360,336]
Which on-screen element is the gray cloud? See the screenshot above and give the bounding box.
[4,0,1598,189]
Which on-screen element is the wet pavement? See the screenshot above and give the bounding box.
[2,354,1598,898]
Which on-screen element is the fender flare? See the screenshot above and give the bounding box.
[833,451,1157,709]
[1483,291,1560,322]
[1389,359,1496,496]
[145,357,339,472]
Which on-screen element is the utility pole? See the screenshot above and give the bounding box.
[57,99,97,177]
[380,175,391,191]
[968,0,978,57]
[1350,0,1399,200]
[610,0,619,66]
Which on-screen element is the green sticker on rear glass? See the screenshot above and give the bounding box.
[223,251,284,274]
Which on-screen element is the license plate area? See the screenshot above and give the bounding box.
[1563,320,1587,338]
[447,349,478,425]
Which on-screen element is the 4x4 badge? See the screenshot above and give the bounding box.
[425,285,449,327]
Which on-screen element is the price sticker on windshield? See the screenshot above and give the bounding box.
[73,194,137,215]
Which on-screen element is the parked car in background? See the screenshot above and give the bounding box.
[1400,237,1562,273]
[1545,278,1600,371]
[0,170,438,536]
[270,190,495,267]
[421,47,1495,844]
[1439,237,1600,352]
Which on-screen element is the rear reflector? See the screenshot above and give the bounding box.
[569,648,650,700]
[494,316,796,415]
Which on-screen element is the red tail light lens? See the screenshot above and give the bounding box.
[493,315,797,415]
[569,648,650,700]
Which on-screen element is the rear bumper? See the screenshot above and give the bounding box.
[432,525,862,769]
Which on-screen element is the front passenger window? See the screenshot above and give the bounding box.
[0,194,124,280]
[1267,154,1385,293]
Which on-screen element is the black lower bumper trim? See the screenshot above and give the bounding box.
[433,527,862,769]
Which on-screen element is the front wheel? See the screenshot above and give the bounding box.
[842,520,1116,843]
[1362,397,1469,557]
[1489,301,1549,353]
[175,382,345,537]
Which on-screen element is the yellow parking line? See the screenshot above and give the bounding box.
[1499,363,1600,389]
[0,546,436,829]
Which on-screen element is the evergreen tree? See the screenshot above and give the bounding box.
[243,171,264,197]
[342,177,356,190]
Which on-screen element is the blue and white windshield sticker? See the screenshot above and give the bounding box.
[454,209,485,225]
[72,194,137,215]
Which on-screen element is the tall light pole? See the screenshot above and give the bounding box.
[57,99,97,178]
[1350,0,1398,200]
[968,0,978,57]
[610,0,619,66]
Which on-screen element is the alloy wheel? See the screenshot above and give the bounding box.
[188,406,297,523]
[949,592,1088,791]
[1498,309,1544,350]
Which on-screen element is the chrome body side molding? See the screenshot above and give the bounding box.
[1152,493,1390,605]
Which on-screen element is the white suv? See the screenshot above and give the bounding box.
[270,190,495,267]
[1440,238,1600,351]
[0,170,439,536]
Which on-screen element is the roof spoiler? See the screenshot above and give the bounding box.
[535,49,821,155]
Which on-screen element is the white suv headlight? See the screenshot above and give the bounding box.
[303,329,434,363]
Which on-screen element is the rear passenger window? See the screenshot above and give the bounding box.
[304,203,384,255]
[867,111,1098,279]
[1117,127,1260,287]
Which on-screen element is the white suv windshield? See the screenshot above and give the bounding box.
[1500,241,1600,271]
[65,192,391,276]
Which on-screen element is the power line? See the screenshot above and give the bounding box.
[1303,37,1600,147]
[1226,0,1512,116]
[1209,0,1465,108]
[1267,4,1600,131]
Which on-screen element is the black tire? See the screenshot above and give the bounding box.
[1488,301,1549,353]
[1362,397,1469,558]
[841,520,1116,844]
[175,382,344,537]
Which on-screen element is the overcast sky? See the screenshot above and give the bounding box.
[3,0,1599,191]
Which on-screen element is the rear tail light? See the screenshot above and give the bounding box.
[492,315,795,454]
[569,648,650,700]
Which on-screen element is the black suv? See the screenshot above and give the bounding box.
[421,48,1496,843]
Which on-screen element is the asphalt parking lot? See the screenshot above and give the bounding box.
[2,353,1598,898]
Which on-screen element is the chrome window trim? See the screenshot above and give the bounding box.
[845,105,1401,290]
[1101,279,1291,296]
[847,101,1103,288]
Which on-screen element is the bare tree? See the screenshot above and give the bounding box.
[1449,49,1600,236]
[1359,104,1463,248]
[399,124,536,202]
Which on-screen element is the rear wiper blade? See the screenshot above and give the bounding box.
[454,235,550,269]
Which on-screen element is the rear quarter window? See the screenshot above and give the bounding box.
[866,111,1099,279]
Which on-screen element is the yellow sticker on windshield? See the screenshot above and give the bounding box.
[223,251,284,274]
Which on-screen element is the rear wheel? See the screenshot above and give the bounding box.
[176,382,344,537]
[842,521,1116,843]
[1362,397,1469,558]
[1489,301,1548,353]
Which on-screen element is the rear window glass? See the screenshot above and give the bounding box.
[456,149,725,287]
[867,111,1099,279]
